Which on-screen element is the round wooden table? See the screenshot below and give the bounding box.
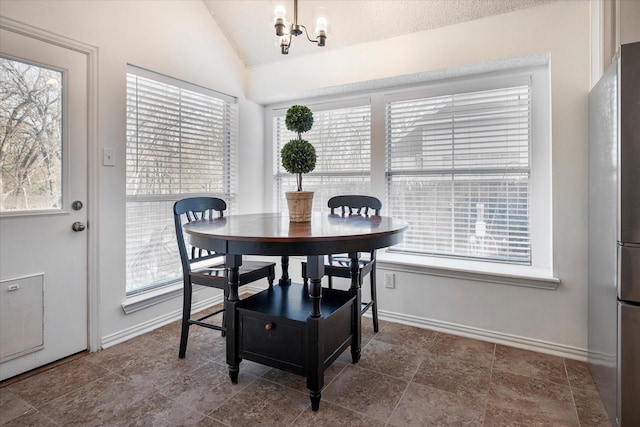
[183,212,407,256]
[183,212,407,411]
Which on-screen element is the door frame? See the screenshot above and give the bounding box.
[0,17,100,353]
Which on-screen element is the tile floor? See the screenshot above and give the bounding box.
[1,306,612,426]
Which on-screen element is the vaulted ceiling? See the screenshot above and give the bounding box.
[203,0,555,68]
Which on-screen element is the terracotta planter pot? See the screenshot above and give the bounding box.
[285,191,314,222]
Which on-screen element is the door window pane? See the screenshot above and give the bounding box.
[0,57,63,212]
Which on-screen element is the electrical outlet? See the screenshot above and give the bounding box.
[384,273,395,289]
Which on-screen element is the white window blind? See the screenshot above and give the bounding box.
[125,67,238,294]
[386,85,531,263]
[273,104,371,212]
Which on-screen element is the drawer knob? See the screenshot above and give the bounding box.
[264,323,274,331]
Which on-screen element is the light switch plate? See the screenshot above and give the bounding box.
[103,148,115,166]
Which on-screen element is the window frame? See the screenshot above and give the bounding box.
[124,65,238,297]
[384,74,533,264]
[266,63,555,287]
[379,66,554,287]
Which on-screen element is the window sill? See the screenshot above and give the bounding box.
[121,282,183,314]
[376,251,560,290]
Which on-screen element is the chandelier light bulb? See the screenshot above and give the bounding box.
[313,7,330,47]
[273,4,287,36]
[274,4,287,20]
[315,17,328,34]
[280,36,291,54]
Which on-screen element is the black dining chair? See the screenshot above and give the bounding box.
[302,195,382,332]
[173,197,275,358]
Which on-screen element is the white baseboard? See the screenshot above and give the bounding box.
[376,309,588,361]
[100,284,268,350]
[101,294,224,349]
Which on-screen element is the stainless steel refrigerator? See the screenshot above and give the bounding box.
[588,41,640,427]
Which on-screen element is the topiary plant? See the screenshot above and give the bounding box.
[285,105,314,136]
[281,105,316,191]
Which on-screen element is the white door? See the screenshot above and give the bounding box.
[0,28,88,380]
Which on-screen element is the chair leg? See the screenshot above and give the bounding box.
[302,263,308,286]
[179,280,192,358]
[370,266,379,332]
[221,286,228,337]
[268,265,275,287]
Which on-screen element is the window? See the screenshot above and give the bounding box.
[0,57,62,212]
[268,62,551,277]
[386,82,531,263]
[272,101,371,212]
[125,66,237,295]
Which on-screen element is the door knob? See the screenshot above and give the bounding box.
[71,222,86,232]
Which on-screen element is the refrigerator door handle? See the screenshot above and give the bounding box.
[619,244,640,303]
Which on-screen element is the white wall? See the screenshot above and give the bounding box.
[1,0,602,358]
[250,0,592,358]
[0,1,265,343]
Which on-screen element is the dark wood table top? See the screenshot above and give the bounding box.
[183,212,408,256]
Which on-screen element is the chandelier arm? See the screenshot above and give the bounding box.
[299,25,319,44]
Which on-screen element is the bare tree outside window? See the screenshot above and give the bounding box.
[0,57,63,212]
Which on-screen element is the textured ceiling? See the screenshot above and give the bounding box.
[203,0,554,68]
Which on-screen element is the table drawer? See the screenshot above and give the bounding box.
[239,311,306,372]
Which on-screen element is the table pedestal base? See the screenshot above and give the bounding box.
[229,283,358,411]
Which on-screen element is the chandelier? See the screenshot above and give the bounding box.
[273,0,330,55]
